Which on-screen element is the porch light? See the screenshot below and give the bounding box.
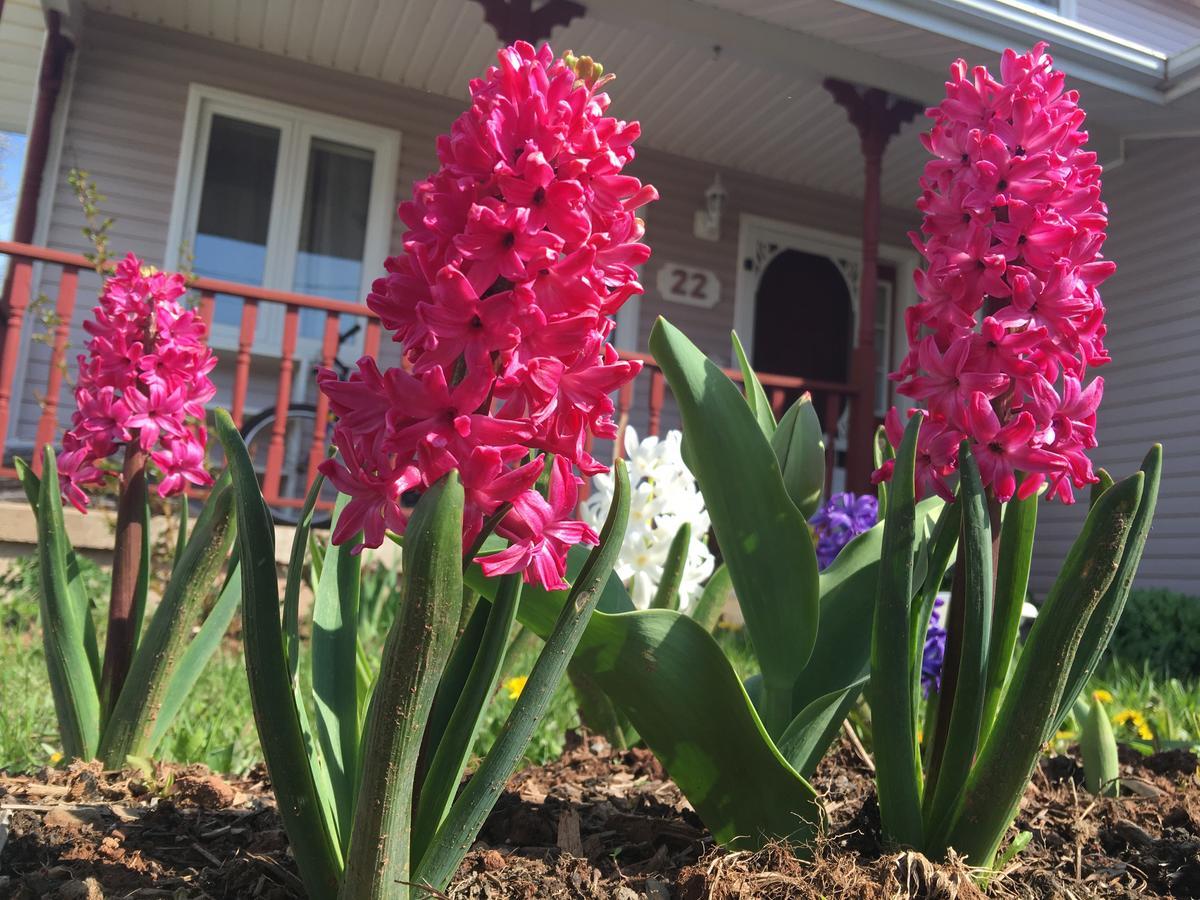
[693,173,726,242]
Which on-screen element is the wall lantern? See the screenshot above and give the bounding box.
[693,173,726,242]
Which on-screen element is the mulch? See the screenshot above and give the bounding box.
[1,731,1198,898]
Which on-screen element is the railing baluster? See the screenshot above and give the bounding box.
[32,266,79,474]
[615,381,634,462]
[305,311,340,503]
[198,290,216,334]
[824,393,839,498]
[0,259,34,467]
[770,387,786,416]
[231,299,258,428]
[647,368,665,437]
[263,305,300,506]
[364,318,381,361]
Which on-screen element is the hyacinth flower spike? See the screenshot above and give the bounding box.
[869,43,1161,866]
[18,255,239,768]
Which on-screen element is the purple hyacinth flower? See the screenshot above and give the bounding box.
[808,492,879,571]
[921,594,948,698]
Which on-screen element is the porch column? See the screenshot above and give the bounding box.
[825,79,921,493]
[471,0,586,43]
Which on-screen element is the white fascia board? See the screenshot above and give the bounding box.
[830,0,1168,102]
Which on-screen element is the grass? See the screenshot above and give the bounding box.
[0,552,579,774]
[2,550,1196,775]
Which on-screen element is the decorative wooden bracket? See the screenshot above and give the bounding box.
[824,79,924,160]
[471,0,587,44]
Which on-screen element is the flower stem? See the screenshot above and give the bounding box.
[99,441,149,723]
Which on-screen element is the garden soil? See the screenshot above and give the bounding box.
[1,731,1198,898]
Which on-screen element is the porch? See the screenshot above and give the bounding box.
[0,239,856,515]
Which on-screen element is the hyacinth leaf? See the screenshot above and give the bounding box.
[792,496,942,716]
[287,474,327,683]
[32,447,102,761]
[689,563,732,633]
[944,471,1144,868]
[414,462,631,890]
[173,493,189,573]
[412,573,520,864]
[1079,694,1119,796]
[147,556,241,752]
[214,409,343,898]
[15,458,101,687]
[311,494,362,854]
[731,330,776,436]
[869,412,925,849]
[98,476,237,766]
[422,599,490,779]
[909,498,960,710]
[412,574,523,863]
[1053,445,1162,736]
[923,444,992,846]
[650,317,819,738]
[777,677,869,779]
[874,425,895,520]
[980,491,1037,736]
[465,579,823,853]
[771,394,825,520]
[650,522,690,611]
[1089,468,1115,510]
[342,474,464,900]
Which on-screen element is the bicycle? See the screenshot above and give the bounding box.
[239,323,361,528]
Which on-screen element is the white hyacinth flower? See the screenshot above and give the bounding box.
[583,427,715,611]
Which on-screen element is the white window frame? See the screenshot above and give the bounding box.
[164,84,400,362]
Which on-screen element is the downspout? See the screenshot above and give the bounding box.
[826,79,921,492]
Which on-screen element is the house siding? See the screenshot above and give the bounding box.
[1073,0,1200,54]
[14,10,920,447]
[0,0,44,134]
[1030,137,1200,598]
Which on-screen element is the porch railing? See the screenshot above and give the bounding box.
[0,240,855,511]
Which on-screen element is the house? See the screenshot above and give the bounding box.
[0,0,1197,595]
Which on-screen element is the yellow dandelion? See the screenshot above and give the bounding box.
[716,618,743,632]
[1112,709,1153,741]
[1092,689,1113,704]
[1054,730,1075,742]
[504,675,528,700]
[49,751,63,765]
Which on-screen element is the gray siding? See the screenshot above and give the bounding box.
[15,11,918,446]
[1030,137,1200,598]
[1074,0,1200,53]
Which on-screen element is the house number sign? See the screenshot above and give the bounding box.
[656,263,721,309]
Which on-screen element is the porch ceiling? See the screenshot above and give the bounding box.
[77,0,1199,207]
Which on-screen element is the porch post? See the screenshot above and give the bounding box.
[825,79,921,493]
[471,0,586,43]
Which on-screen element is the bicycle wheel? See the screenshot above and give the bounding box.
[239,404,338,528]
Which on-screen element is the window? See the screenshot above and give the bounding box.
[167,86,399,357]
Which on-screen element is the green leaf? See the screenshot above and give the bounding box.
[868,412,924,848]
[312,495,362,855]
[172,493,189,574]
[771,394,825,519]
[777,677,868,779]
[343,474,464,900]
[213,409,342,898]
[923,444,992,847]
[981,492,1037,736]
[146,557,241,751]
[688,563,731,633]
[650,317,819,737]
[874,425,895,520]
[98,476,238,766]
[945,471,1144,868]
[731,331,776,436]
[15,459,100,687]
[411,574,522,865]
[650,522,690,611]
[414,462,632,889]
[1089,468,1115,510]
[32,448,102,761]
[1053,445,1162,734]
[909,497,960,709]
[1079,694,1119,796]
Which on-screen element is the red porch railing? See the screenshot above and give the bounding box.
[0,240,856,511]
